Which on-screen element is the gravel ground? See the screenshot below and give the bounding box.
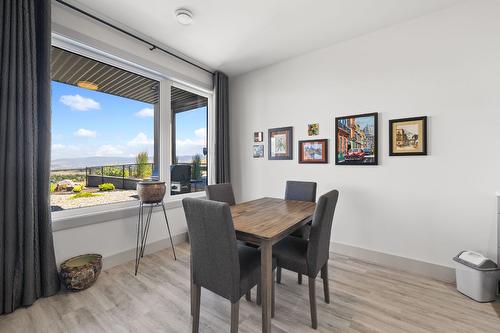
[50,190,139,211]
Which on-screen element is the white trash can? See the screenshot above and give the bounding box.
[453,251,500,303]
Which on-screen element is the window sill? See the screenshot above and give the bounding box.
[52,191,206,232]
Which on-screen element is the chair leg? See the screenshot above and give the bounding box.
[321,263,330,304]
[245,291,251,302]
[298,273,303,285]
[272,270,276,318]
[190,254,194,316]
[276,267,282,284]
[230,301,239,333]
[192,284,201,333]
[256,282,261,305]
[308,277,318,329]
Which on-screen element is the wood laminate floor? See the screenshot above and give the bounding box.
[1,243,499,333]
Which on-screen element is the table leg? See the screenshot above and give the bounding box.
[260,240,272,333]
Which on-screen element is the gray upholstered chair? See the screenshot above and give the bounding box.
[182,198,275,333]
[280,180,317,285]
[273,189,339,329]
[205,182,262,305]
[205,183,236,205]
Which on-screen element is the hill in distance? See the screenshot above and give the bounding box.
[51,155,203,170]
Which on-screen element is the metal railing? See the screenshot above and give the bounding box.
[50,162,208,190]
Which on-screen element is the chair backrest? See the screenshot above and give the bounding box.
[284,181,317,202]
[182,198,240,302]
[205,183,236,206]
[307,190,339,277]
[171,164,191,182]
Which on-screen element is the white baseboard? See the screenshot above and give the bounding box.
[102,233,188,270]
[100,236,454,283]
[331,242,455,283]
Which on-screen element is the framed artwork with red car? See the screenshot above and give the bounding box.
[335,112,378,165]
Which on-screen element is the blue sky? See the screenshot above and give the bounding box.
[51,81,207,160]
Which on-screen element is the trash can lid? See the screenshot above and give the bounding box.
[453,251,498,270]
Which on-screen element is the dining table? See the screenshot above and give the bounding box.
[230,197,316,333]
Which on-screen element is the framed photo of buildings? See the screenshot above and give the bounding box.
[268,126,293,160]
[389,116,427,156]
[298,139,328,163]
[335,112,378,165]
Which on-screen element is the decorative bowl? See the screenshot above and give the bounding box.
[60,254,102,291]
[137,181,166,204]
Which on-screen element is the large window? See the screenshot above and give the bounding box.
[170,86,208,195]
[50,47,159,211]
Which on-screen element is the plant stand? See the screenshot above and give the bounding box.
[134,201,176,275]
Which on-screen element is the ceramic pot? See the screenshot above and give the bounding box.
[137,181,166,204]
[60,254,102,291]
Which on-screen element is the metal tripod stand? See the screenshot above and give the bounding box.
[134,201,177,275]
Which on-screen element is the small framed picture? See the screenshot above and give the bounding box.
[254,131,263,142]
[308,123,319,136]
[335,112,378,165]
[389,116,427,156]
[299,139,328,164]
[268,126,293,160]
[253,144,264,158]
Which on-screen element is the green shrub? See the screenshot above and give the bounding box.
[50,183,56,193]
[192,154,202,180]
[72,185,85,193]
[135,151,150,179]
[69,192,103,200]
[49,173,85,183]
[98,183,115,191]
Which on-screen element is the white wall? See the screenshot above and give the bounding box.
[229,0,500,268]
[53,206,187,266]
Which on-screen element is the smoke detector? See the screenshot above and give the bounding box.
[175,9,193,25]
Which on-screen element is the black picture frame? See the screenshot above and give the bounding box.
[335,112,378,165]
[268,126,293,160]
[389,116,427,156]
[298,139,328,164]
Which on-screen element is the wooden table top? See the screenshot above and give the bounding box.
[230,197,315,242]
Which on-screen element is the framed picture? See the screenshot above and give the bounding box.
[308,123,319,136]
[335,112,378,165]
[254,131,263,142]
[268,126,293,160]
[299,139,328,164]
[253,144,264,158]
[389,116,427,156]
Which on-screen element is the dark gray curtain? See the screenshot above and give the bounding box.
[0,0,60,314]
[214,71,230,183]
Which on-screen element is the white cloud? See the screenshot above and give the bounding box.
[52,143,66,150]
[51,144,81,159]
[96,145,124,156]
[60,94,100,111]
[135,108,154,118]
[74,128,97,138]
[195,128,206,138]
[176,138,205,156]
[127,132,154,147]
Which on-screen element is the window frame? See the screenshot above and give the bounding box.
[51,35,213,230]
[170,81,212,196]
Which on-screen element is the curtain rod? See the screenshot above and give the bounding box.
[54,0,215,75]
